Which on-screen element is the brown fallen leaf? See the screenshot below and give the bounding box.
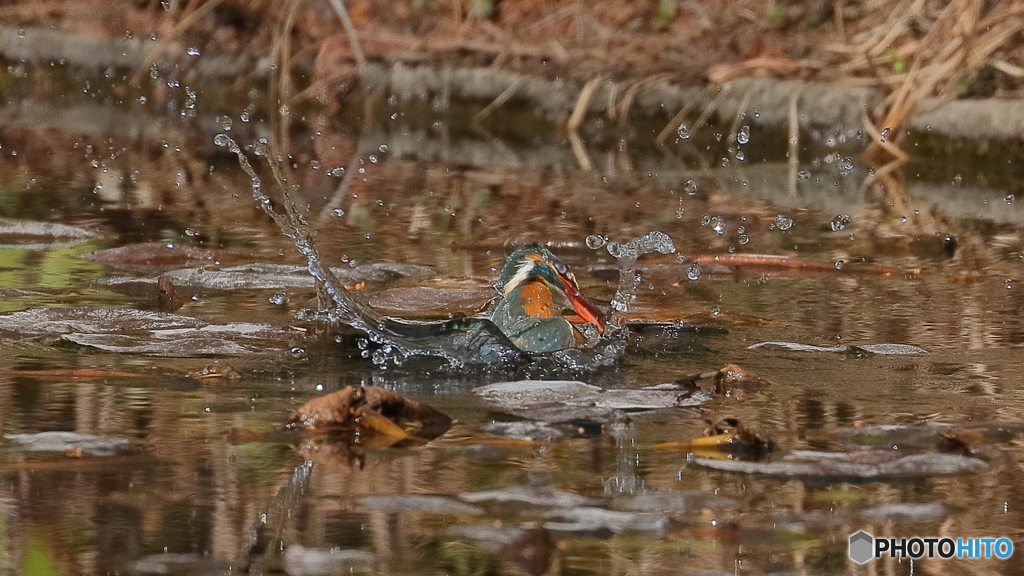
[713,364,769,398]
[654,417,776,458]
[284,386,452,444]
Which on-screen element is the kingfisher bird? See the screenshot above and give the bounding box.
[490,244,605,353]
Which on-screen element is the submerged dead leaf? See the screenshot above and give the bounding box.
[284,385,452,445]
[188,365,243,380]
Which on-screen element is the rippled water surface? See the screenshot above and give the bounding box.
[1,62,1024,576]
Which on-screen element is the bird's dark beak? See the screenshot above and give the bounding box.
[555,272,605,333]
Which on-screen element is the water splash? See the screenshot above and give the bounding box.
[605,231,676,327]
[219,135,622,375]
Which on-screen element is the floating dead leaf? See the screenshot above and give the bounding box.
[84,242,242,272]
[0,218,99,241]
[692,450,987,480]
[503,526,556,576]
[748,341,926,355]
[284,385,452,445]
[713,364,768,397]
[188,365,243,380]
[12,368,145,379]
[5,431,136,457]
[655,417,776,457]
[368,286,495,316]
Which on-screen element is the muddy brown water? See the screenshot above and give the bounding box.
[1,65,1023,576]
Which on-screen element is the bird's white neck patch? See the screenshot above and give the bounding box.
[503,259,536,294]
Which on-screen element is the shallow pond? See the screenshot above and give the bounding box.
[0,61,1023,576]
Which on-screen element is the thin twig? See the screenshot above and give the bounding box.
[327,0,367,71]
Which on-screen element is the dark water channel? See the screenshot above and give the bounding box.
[1,62,1024,576]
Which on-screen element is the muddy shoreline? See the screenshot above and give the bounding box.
[4,24,1024,144]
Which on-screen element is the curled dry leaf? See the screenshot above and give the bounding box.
[284,385,452,444]
[656,417,776,458]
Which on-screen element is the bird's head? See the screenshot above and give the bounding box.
[496,244,605,332]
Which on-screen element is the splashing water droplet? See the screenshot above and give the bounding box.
[165,242,176,249]
[900,216,908,223]
[711,306,721,316]
[735,150,745,162]
[328,167,345,177]
[1006,194,1015,205]
[606,241,623,258]
[586,234,607,249]
[677,124,691,139]
[683,180,698,195]
[332,208,345,217]
[775,215,794,230]
[378,144,388,153]
[797,170,811,181]
[290,347,307,359]
[269,293,287,305]
[880,127,891,141]
[687,263,701,281]
[184,228,197,237]
[710,216,725,235]
[720,157,730,167]
[701,214,711,226]
[213,133,230,147]
[830,214,852,231]
[315,383,325,392]
[186,47,200,56]
[736,125,750,144]
[1006,279,1014,290]
[834,260,846,269]
[738,234,750,245]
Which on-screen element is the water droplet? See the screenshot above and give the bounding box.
[710,216,725,235]
[952,174,962,185]
[138,95,147,104]
[332,208,345,217]
[269,293,287,305]
[184,228,198,237]
[328,167,346,177]
[240,111,250,122]
[213,133,230,147]
[166,80,179,88]
[735,150,745,162]
[378,144,389,153]
[165,242,176,249]
[586,234,606,249]
[880,127,891,141]
[204,406,211,413]
[775,215,794,230]
[899,216,908,223]
[289,347,307,358]
[736,125,750,144]
[368,154,378,164]
[279,105,290,116]
[17,29,25,38]
[1005,279,1013,290]
[676,124,690,139]
[797,170,811,181]
[830,214,852,231]
[834,259,845,269]
[752,108,759,118]
[315,383,325,392]
[606,241,623,258]
[1005,194,1015,205]
[711,306,721,316]
[687,263,701,281]
[186,47,200,56]
[676,253,686,263]
[218,116,233,131]
[720,157,730,167]
[738,234,750,245]
[683,180,698,195]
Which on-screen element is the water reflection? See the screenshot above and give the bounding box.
[2,59,1024,575]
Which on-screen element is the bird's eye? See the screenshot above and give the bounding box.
[553,261,567,274]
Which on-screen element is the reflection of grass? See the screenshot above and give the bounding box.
[0,242,104,290]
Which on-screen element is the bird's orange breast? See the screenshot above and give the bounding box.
[518,281,557,318]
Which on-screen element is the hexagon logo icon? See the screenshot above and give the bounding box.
[849,531,874,564]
